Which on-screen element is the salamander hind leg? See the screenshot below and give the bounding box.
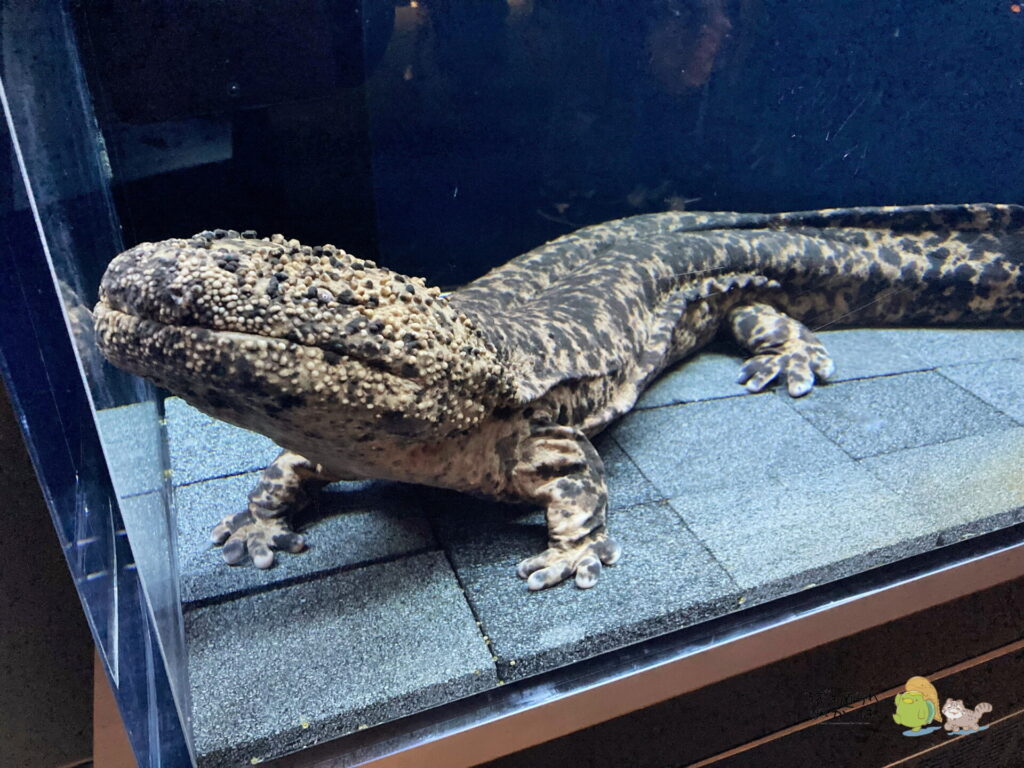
[510,425,622,591]
[728,302,835,397]
[210,450,337,569]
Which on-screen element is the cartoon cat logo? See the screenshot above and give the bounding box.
[941,698,993,734]
[893,676,943,736]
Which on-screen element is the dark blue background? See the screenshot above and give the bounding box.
[77,0,1024,286]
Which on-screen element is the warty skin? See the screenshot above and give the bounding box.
[95,204,1024,589]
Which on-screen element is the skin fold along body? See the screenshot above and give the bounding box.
[94,204,1024,590]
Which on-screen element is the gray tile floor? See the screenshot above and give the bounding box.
[148,327,1024,765]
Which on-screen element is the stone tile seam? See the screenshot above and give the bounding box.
[606,431,672,500]
[180,544,440,613]
[665,497,1023,604]
[853,441,1024,510]
[630,363,954,413]
[808,365,940,392]
[771,369,1018,462]
[118,485,164,500]
[172,465,265,490]
[422,511,508,681]
[633,387,752,410]
[727,536,931,604]
[774,390,879,464]
[606,433,746,591]
[887,340,1022,370]
[721,512,1015,603]
[819,364,938,387]
[929,352,1023,368]
[850,419,1022,464]
[933,363,1024,428]
[652,499,746,594]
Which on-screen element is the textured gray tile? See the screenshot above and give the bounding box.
[634,329,1024,411]
[592,433,662,509]
[165,397,281,486]
[614,393,851,498]
[636,347,749,407]
[858,428,1024,534]
[668,464,923,591]
[813,328,931,382]
[176,473,434,605]
[939,359,1024,425]
[784,371,1013,459]
[185,552,495,767]
[95,402,164,496]
[432,497,738,681]
[881,328,1023,368]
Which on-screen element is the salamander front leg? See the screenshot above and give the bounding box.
[210,450,338,568]
[728,302,835,397]
[511,426,622,590]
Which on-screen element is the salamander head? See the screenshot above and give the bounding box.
[95,230,514,440]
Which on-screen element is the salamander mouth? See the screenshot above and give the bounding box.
[95,231,513,436]
[96,301,418,383]
[94,299,425,391]
[95,233,455,384]
[93,301,442,440]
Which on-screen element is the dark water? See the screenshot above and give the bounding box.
[75,0,1024,287]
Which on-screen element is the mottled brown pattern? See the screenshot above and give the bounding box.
[94,204,1024,588]
[728,303,834,397]
[210,450,336,568]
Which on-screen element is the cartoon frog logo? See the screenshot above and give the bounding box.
[893,676,943,736]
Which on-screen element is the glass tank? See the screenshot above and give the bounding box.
[2,1,1024,766]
